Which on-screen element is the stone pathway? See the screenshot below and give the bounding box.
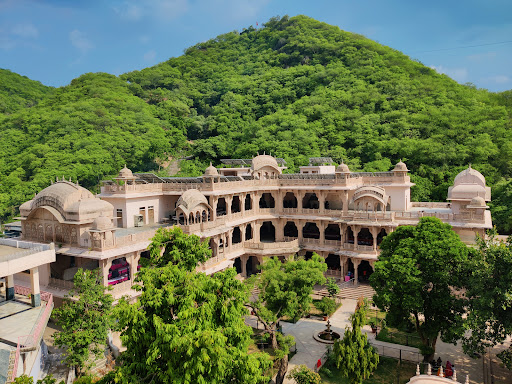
[246,299,504,384]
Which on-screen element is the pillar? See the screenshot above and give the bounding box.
[353,259,361,286]
[210,197,217,221]
[241,195,245,214]
[371,227,379,252]
[319,221,326,244]
[5,274,15,301]
[276,219,284,242]
[353,225,359,250]
[276,191,283,212]
[318,192,326,213]
[339,256,346,278]
[343,192,349,214]
[226,196,232,216]
[254,222,261,242]
[241,255,248,278]
[30,267,41,307]
[241,224,246,243]
[297,220,303,242]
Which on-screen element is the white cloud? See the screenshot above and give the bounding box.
[466,51,496,62]
[113,3,143,21]
[143,49,156,61]
[113,0,188,22]
[430,65,468,83]
[11,23,38,38]
[484,75,510,85]
[69,29,94,54]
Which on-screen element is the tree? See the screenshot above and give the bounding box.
[246,254,326,384]
[370,217,472,360]
[53,269,114,375]
[287,365,321,384]
[111,264,271,384]
[147,226,211,270]
[326,277,340,298]
[463,231,512,368]
[332,299,379,384]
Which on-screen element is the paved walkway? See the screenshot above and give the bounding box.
[246,299,501,384]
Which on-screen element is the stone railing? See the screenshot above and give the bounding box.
[244,238,299,250]
[49,277,75,290]
[115,229,157,247]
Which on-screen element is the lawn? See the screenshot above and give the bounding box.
[320,356,417,384]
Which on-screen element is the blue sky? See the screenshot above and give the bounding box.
[1,0,511,92]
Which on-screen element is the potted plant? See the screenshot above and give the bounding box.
[369,320,377,333]
[315,297,337,320]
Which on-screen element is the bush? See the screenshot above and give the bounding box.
[314,297,337,316]
[287,365,321,384]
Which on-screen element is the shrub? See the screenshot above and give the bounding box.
[287,365,321,384]
[314,297,337,316]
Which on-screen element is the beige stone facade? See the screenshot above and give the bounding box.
[15,156,492,301]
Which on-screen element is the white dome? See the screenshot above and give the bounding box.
[251,155,280,171]
[453,166,485,188]
[91,216,114,230]
[393,160,408,172]
[203,162,219,177]
[336,162,350,173]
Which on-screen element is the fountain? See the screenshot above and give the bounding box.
[314,319,341,344]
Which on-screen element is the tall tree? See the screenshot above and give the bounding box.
[53,269,114,375]
[147,226,211,270]
[111,264,270,384]
[332,299,379,384]
[463,231,512,368]
[370,217,472,360]
[246,254,326,383]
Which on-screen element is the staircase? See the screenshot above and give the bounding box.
[315,283,375,301]
[88,349,114,377]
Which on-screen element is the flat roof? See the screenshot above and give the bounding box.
[0,245,24,258]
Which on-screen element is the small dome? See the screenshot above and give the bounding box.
[118,165,134,179]
[176,189,210,214]
[92,216,114,230]
[251,154,280,172]
[203,162,219,177]
[453,165,485,187]
[468,196,488,209]
[336,161,350,173]
[393,160,408,172]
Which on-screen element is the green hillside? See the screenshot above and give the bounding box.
[0,68,53,113]
[1,15,512,231]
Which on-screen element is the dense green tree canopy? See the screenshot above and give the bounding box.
[53,269,114,375]
[463,232,512,368]
[2,16,512,232]
[332,299,379,384]
[0,69,52,114]
[147,226,211,270]
[112,264,270,384]
[370,217,473,359]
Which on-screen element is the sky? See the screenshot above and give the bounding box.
[0,0,511,92]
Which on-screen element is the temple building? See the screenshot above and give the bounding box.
[12,156,492,303]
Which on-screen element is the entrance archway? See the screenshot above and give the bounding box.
[234,257,242,274]
[259,193,275,208]
[246,256,260,276]
[217,198,227,216]
[303,222,320,239]
[302,193,319,209]
[325,254,340,270]
[284,221,298,238]
[358,260,373,283]
[283,192,298,208]
[245,194,252,211]
[377,228,387,246]
[232,227,241,244]
[325,224,341,241]
[245,224,253,240]
[260,221,275,242]
[232,196,241,213]
[357,228,373,246]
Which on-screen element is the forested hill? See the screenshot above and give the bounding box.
[1,15,512,232]
[0,69,53,113]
